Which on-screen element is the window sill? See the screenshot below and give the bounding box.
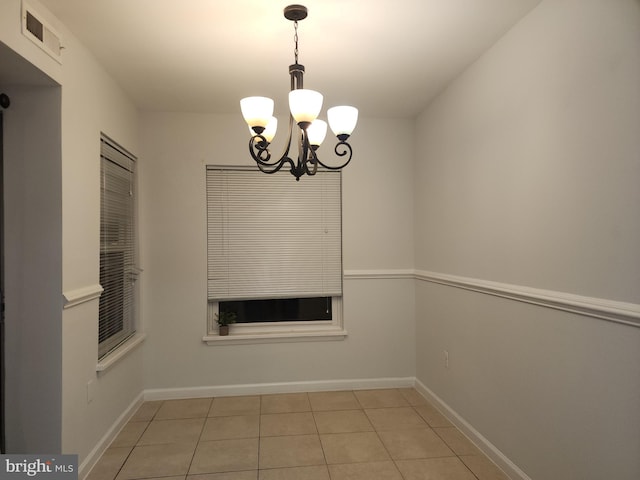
[202,328,348,346]
[96,332,146,373]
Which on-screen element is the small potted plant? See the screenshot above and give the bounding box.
[215,311,237,336]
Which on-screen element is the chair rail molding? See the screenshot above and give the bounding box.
[343,269,415,280]
[415,270,640,328]
[62,284,103,309]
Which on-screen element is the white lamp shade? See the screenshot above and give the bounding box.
[289,89,323,125]
[248,116,278,142]
[240,96,274,130]
[306,119,327,147]
[262,116,278,142]
[327,106,358,137]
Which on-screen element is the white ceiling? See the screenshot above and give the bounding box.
[38,0,541,118]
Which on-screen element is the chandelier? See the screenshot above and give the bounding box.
[240,5,358,181]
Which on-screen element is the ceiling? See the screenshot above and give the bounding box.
[38,0,541,118]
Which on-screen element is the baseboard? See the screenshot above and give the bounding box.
[78,391,145,480]
[144,376,416,401]
[414,379,531,480]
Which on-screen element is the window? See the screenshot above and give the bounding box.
[99,134,137,359]
[205,167,346,343]
[219,297,332,323]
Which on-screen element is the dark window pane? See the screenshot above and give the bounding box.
[220,297,332,323]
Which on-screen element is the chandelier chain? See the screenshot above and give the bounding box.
[293,20,299,64]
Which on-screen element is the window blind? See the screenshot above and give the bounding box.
[207,167,342,301]
[99,135,136,358]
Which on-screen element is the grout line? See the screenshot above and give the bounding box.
[183,398,212,477]
[107,400,164,480]
[315,409,330,477]
[257,394,262,473]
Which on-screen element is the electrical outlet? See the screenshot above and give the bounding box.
[444,350,449,369]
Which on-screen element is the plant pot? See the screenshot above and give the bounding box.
[219,325,229,336]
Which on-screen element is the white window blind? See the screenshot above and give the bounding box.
[207,167,342,301]
[99,135,136,359]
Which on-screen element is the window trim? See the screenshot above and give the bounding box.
[202,297,346,345]
[96,332,146,373]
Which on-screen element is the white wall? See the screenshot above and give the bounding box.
[7,0,639,477]
[1,0,143,468]
[414,0,640,478]
[57,17,142,467]
[1,0,63,455]
[139,113,415,390]
[3,84,62,453]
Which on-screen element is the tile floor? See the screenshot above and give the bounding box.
[86,388,510,480]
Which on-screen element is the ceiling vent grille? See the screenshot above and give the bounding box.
[21,2,63,64]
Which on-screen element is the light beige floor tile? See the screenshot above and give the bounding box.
[156,398,213,419]
[399,388,428,406]
[413,403,453,427]
[365,407,428,431]
[434,427,481,456]
[378,428,455,460]
[308,391,360,411]
[353,389,409,408]
[201,415,260,441]
[396,457,477,480]
[116,443,195,479]
[209,396,261,417]
[189,438,259,474]
[130,401,163,422]
[138,418,204,445]
[188,471,257,480]
[86,447,132,480]
[328,461,403,480]
[111,422,148,447]
[258,465,329,480]
[260,412,317,437]
[261,393,310,414]
[259,434,324,469]
[313,410,373,434]
[460,455,510,480]
[91,389,507,480]
[320,431,390,464]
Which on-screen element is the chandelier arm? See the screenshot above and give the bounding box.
[304,136,319,177]
[248,113,298,169]
[255,157,293,175]
[250,145,295,173]
[305,154,318,176]
[248,136,295,175]
[248,135,272,164]
[314,141,354,170]
[263,114,296,165]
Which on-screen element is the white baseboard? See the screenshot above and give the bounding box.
[414,379,531,480]
[144,376,416,401]
[78,391,145,480]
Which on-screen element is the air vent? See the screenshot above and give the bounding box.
[21,2,63,64]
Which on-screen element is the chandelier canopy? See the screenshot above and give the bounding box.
[240,5,358,181]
